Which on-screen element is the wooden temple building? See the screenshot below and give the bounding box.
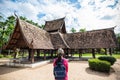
[4,17,118,63]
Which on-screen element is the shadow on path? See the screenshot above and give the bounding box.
[0,65,25,75]
[85,67,115,77]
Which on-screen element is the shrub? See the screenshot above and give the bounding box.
[5,55,12,58]
[0,54,4,58]
[100,48,105,54]
[88,59,111,73]
[98,56,116,65]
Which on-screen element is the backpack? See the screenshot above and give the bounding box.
[54,59,66,80]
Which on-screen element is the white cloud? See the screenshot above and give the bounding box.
[0,0,120,33]
[18,3,39,21]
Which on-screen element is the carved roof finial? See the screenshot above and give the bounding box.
[14,11,18,19]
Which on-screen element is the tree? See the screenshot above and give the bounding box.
[79,28,86,32]
[40,25,45,29]
[20,16,27,21]
[20,16,41,28]
[114,33,120,53]
[5,16,16,35]
[0,15,16,50]
[5,16,16,42]
[70,27,76,33]
[0,13,6,48]
[0,21,6,47]
[0,14,44,50]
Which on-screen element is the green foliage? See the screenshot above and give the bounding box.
[40,25,45,29]
[70,27,76,33]
[5,55,12,58]
[88,59,111,73]
[115,33,120,52]
[79,28,86,32]
[100,48,105,54]
[0,54,4,58]
[20,16,42,28]
[98,56,116,65]
[0,14,42,48]
[113,54,120,59]
[116,33,120,37]
[0,15,15,48]
[0,54,13,58]
[20,16,27,20]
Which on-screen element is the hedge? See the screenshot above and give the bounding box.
[98,56,116,65]
[88,59,111,73]
[0,54,4,58]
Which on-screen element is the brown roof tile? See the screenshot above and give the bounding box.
[5,19,54,49]
[64,28,117,49]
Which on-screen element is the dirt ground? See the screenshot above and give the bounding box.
[0,59,120,80]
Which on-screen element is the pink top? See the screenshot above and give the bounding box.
[53,58,68,80]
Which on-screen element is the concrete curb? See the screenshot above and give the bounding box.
[6,60,52,68]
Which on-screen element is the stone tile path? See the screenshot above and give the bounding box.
[0,59,120,80]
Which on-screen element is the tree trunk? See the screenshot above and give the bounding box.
[79,49,82,58]
[71,49,73,57]
[50,50,53,58]
[28,49,31,61]
[92,49,95,58]
[66,48,69,58]
[13,51,16,59]
[109,48,112,56]
[104,48,107,55]
[21,49,24,58]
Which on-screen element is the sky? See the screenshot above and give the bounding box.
[0,0,120,33]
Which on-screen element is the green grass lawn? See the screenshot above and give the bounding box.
[0,52,120,59]
[73,53,120,59]
[112,54,120,59]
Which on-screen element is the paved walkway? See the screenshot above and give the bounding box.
[112,59,120,80]
[0,59,120,80]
